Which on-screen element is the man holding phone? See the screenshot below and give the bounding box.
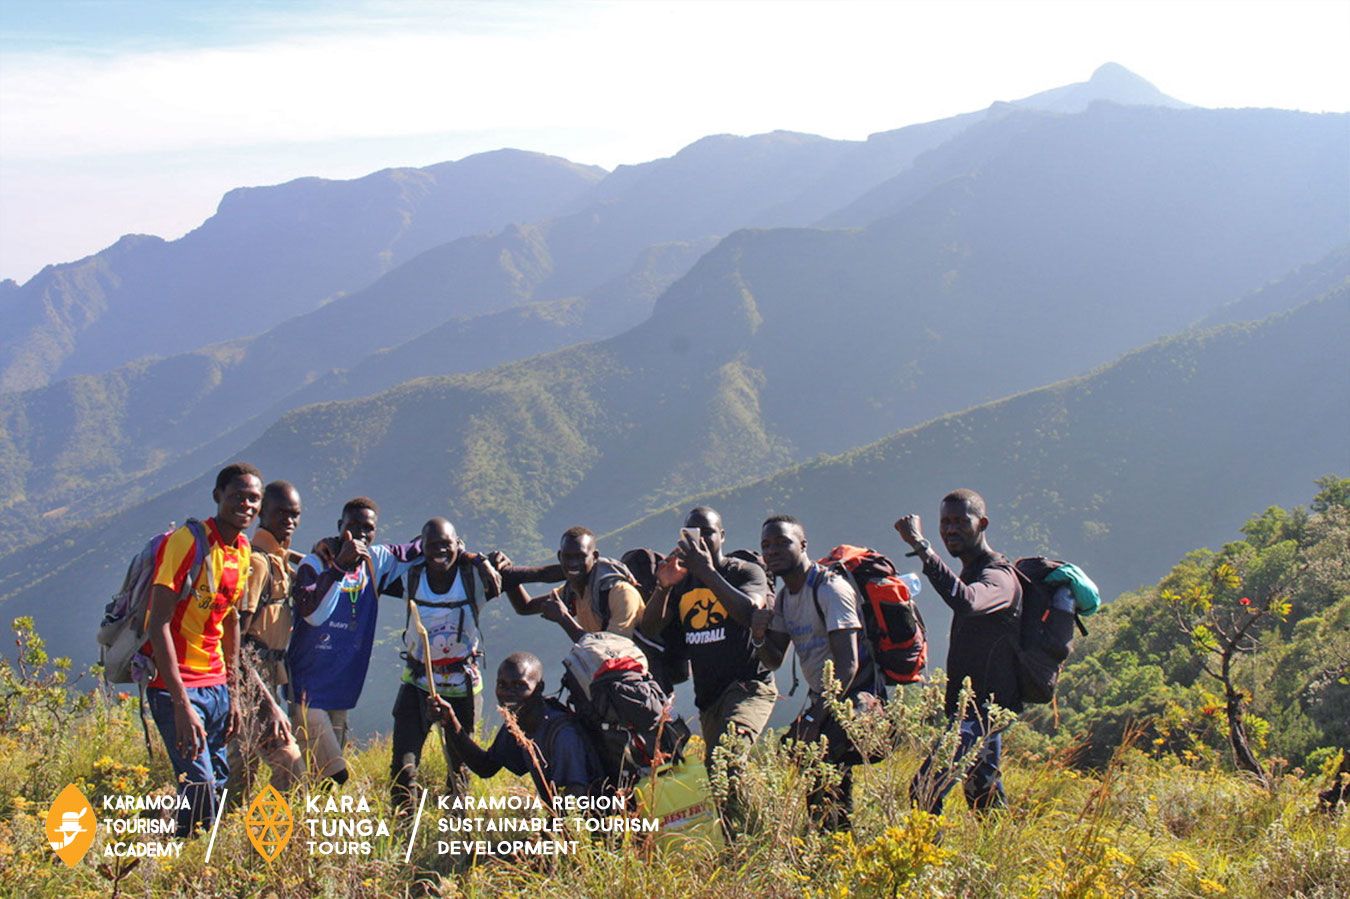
[639,506,772,835]
[508,526,643,640]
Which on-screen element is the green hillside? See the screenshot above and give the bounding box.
[0,151,605,391]
[0,237,714,555]
[607,289,1350,660]
[1029,478,1350,773]
[2,284,1345,749]
[1197,245,1350,328]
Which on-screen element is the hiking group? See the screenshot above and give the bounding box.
[101,462,1098,841]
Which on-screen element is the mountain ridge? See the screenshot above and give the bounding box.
[0,150,606,391]
[606,287,1349,655]
[3,103,1345,560]
[3,65,1195,393]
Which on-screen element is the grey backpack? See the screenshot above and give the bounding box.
[97,520,208,684]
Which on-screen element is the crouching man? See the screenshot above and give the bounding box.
[428,652,604,805]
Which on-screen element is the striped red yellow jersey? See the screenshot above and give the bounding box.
[148,518,251,688]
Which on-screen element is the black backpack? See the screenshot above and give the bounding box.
[559,632,690,789]
[1012,557,1091,704]
[727,548,773,592]
[621,547,691,692]
[528,697,613,799]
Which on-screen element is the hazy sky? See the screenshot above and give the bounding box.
[1,0,1347,284]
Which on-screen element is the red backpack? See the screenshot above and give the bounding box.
[816,545,928,685]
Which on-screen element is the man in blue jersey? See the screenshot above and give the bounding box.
[287,497,423,784]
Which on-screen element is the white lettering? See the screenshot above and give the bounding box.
[102,841,185,858]
[304,795,370,815]
[101,794,190,812]
[454,795,543,811]
[436,840,578,855]
[101,817,177,835]
[302,818,388,838]
[686,628,726,645]
[582,816,660,833]
[552,795,625,812]
[306,841,371,855]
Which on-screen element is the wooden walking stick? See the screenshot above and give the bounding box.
[406,597,440,698]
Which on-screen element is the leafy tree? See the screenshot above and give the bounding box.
[1162,557,1291,787]
[1310,474,1350,514]
[1032,478,1349,782]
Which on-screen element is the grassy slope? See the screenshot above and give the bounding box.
[1,626,1346,898]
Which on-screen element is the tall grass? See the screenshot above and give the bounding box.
[2,619,1346,898]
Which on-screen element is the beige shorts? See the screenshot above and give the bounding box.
[288,704,350,780]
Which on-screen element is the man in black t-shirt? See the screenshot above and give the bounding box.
[639,506,773,833]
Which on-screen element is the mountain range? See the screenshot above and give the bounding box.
[1,65,1346,734]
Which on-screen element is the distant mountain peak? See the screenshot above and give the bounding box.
[1012,63,1192,113]
[1091,61,1142,82]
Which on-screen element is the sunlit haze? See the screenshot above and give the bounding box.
[1,0,1347,283]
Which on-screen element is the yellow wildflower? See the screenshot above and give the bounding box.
[1168,850,1199,872]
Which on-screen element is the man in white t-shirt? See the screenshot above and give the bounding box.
[751,514,883,831]
[390,517,562,813]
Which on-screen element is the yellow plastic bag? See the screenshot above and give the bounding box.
[634,759,724,849]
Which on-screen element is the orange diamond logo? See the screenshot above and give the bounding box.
[46,783,95,867]
[244,785,293,862]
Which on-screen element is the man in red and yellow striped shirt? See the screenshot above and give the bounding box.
[146,462,262,837]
